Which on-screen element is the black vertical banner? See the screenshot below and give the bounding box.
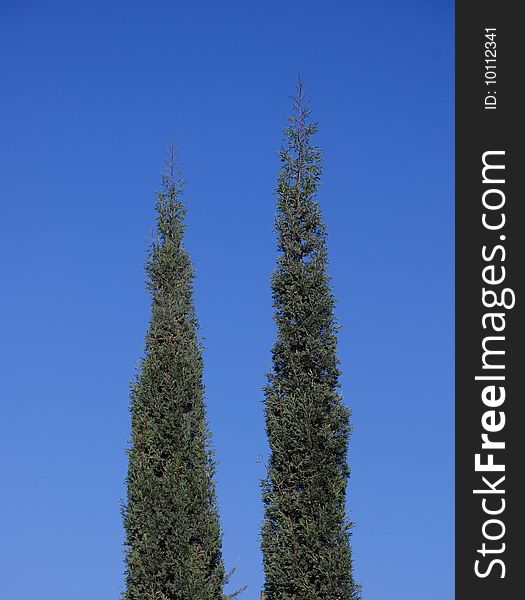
[456,2,524,599]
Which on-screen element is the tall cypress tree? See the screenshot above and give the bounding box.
[261,82,360,600]
[123,146,224,600]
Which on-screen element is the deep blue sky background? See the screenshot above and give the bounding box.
[0,1,453,598]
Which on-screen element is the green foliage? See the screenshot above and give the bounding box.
[123,146,225,600]
[261,81,360,600]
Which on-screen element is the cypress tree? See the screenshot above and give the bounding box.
[261,81,360,600]
[123,146,224,600]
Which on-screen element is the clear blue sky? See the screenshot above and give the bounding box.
[0,1,453,598]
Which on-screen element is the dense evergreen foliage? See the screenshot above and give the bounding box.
[261,83,360,600]
[123,148,225,600]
